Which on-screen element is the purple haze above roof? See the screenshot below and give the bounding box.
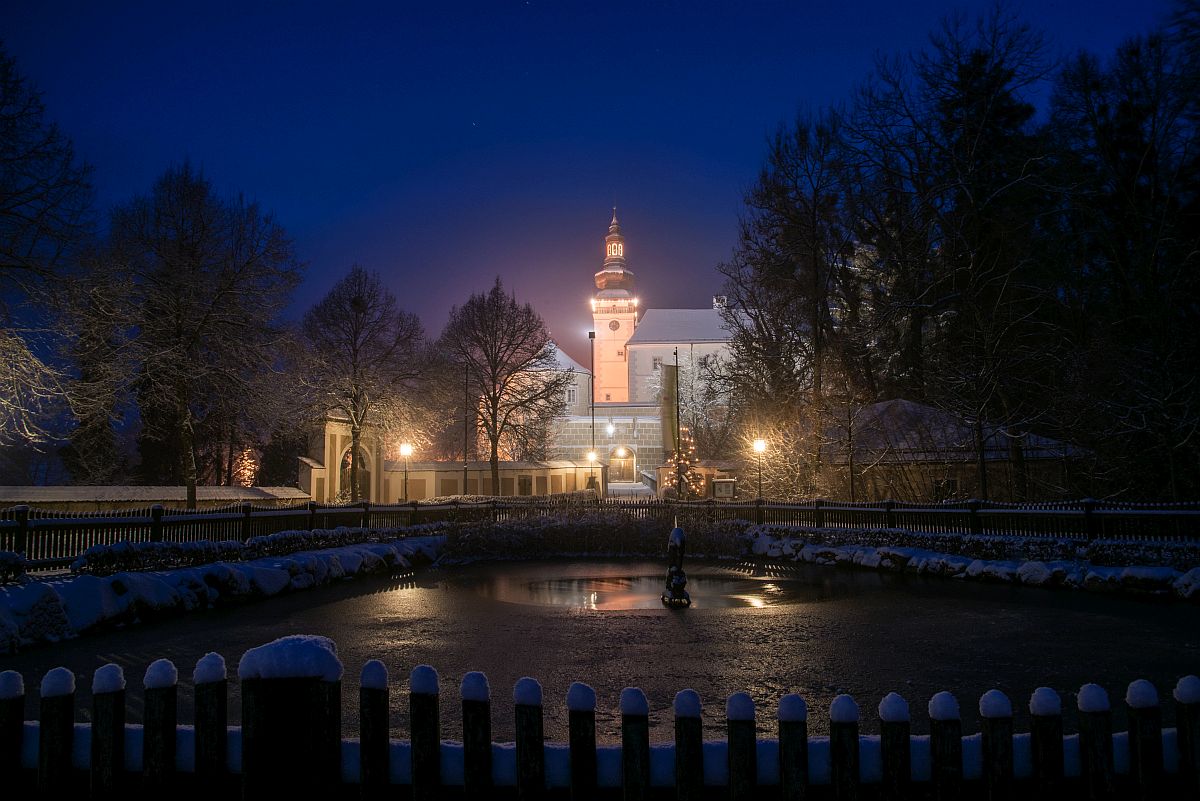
[3,1,1174,365]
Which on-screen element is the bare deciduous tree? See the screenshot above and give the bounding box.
[302,265,425,502]
[438,278,573,493]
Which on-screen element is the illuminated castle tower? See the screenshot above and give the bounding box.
[591,209,639,402]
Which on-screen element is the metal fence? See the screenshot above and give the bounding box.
[1,495,1198,569]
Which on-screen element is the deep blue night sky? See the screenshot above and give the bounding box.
[5,1,1174,363]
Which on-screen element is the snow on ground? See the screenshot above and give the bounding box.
[0,533,443,654]
[745,526,1200,599]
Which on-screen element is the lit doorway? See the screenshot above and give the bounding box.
[608,446,635,482]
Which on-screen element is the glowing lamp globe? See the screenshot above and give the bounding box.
[399,443,414,458]
[586,451,597,463]
[752,439,767,454]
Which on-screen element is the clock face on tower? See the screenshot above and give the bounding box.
[608,320,620,331]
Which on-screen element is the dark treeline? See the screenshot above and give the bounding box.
[708,4,1199,501]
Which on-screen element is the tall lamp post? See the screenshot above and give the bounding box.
[588,330,596,491]
[752,438,767,499]
[400,443,413,501]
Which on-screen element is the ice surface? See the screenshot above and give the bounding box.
[674,689,702,719]
[237,634,343,681]
[979,689,1012,718]
[621,687,648,716]
[1174,675,1200,705]
[193,652,226,685]
[360,660,388,691]
[144,658,177,689]
[1077,683,1110,713]
[928,691,960,721]
[726,692,755,721]
[41,666,74,697]
[830,694,859,723]
[1124,679,1158,709]
[514,677,542,706]
[0,670,23,699]
[878,692,909,722]
[410,665,439,695]
[92,664,125,694]
[460,671,489,702]
[567,682,596,712]
[778,693,807,722]
[1029,687,1061,716]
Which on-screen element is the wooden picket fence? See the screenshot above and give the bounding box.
[1,637,1198,799]
[2,494,1199,571]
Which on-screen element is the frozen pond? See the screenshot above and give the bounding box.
[3,559,1198,742]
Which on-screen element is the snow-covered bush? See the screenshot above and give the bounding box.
[0,551,27,584]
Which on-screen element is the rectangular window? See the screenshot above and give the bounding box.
[566,387,577,404]
[652,356,663,370]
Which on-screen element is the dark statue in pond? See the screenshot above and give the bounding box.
[662,526,691,607]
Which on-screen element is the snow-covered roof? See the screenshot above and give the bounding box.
[0,486,310,504]
[625,308,734,345]
[821,399,1083,463]
[549,342,589,374]
[384,459,596,471]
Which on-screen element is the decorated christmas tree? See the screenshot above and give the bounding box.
[666,425,705,499]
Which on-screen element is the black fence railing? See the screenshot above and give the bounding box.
[1,496,1198,570]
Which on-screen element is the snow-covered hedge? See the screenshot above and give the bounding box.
[749,525,1200,570]
[745,526,1200,600]
[0,551,26,584]
[441,513,749,562]
[70,523,454,576]
[0,533,444,654]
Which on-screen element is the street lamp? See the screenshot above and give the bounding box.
[400,442,413,501]
[752,438,767,499]
[588,331,596,491]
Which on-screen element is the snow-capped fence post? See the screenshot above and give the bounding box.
[928,692,962,801]
[674,690,704,801]
[515,678,546,800]
[410,665,441,801]
[143,658,178,791]
[812,499,825,529]
[1028,688,1063,799]
[829,695,860,801]
[884,499,896,530]
[239,501,253,541]
[360,660,390,798]
[193,653,228,792]
[0,671,22,784]
[967,500,983,536]
[37,667,75,796]
[361,499,371,529]
[620,687,651,801]
[1125,680,1162,800]
[727,693,758,800]
[755,497,763,525]
[567,683,598,801]
[149,503,164,543]
[240,636,344,798]
[91,664,126,799]
[779,694,809,801]
[1176,676,1200,797]
[1076,684,1116,800]
[307,500,317,531]
[461,671,492,797]
[979,690,1013,801]
[878,693,909,801]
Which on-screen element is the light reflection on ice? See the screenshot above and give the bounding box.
[474,574,807,610]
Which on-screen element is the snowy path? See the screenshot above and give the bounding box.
[1,559,1197,743]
